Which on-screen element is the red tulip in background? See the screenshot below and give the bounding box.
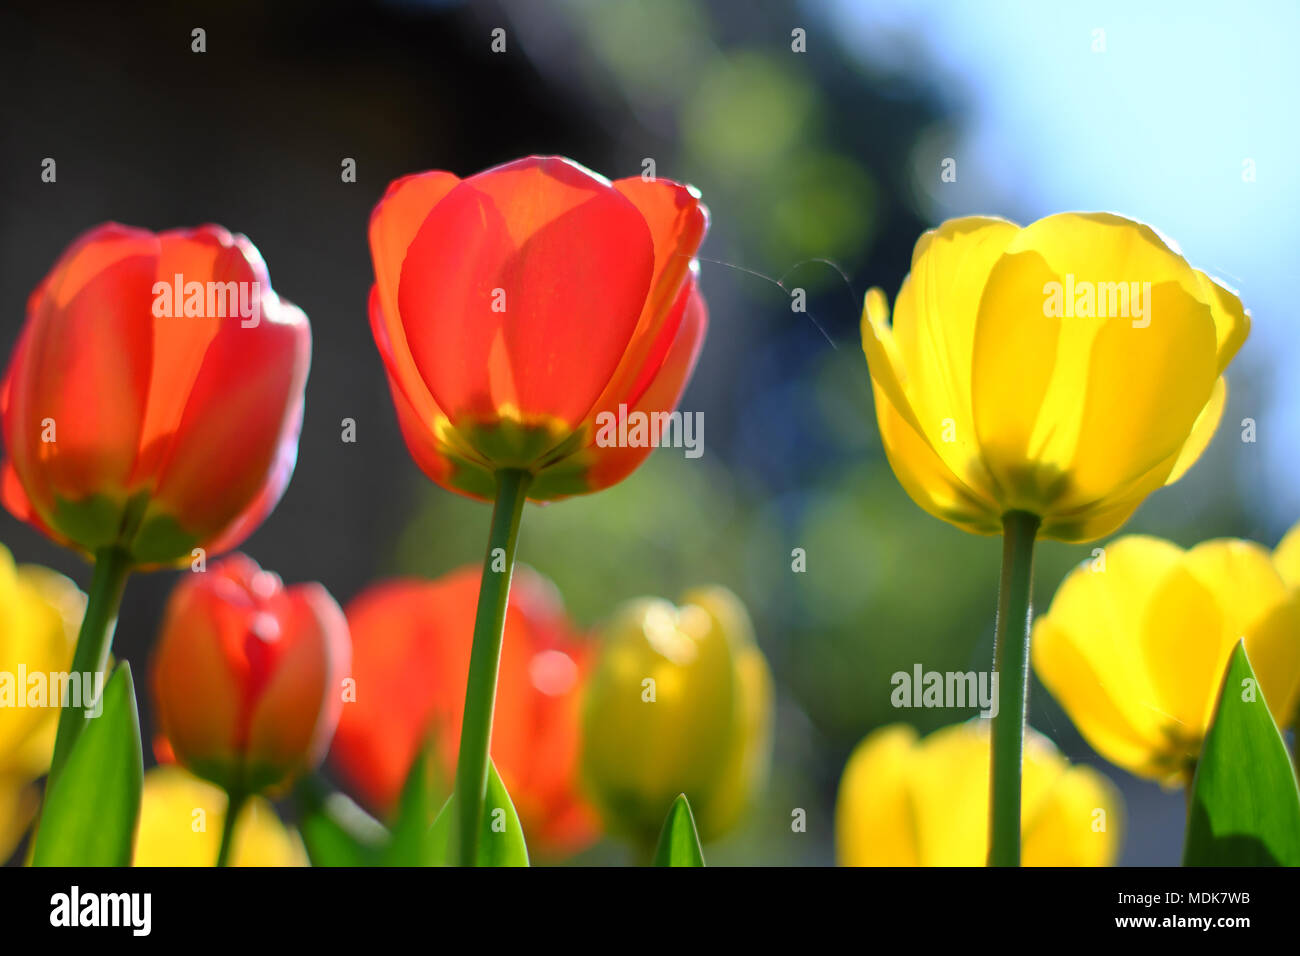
[368,155,709,501]
[1,223,310,568]
[331,567,598,858]
[151,554,351,798]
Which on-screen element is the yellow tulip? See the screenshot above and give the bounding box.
[0,544,83,862]
[133,765,307,866]
[1274,519,1300,589]
[581,586,772,844]
[1033,535,1300,784]
[836,721,1121,866]
[860,213,1248,542]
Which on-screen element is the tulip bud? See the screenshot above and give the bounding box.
[581,586,772,844]
[150,554,350,796]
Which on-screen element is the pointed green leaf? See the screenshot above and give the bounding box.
[33,664,143,866]
[298,787,387,867]
[428,760,529,866]
[381,749,440,866]
[653,793,706,867]
[1184,641,1300,866]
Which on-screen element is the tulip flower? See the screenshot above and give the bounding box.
[134,766,307,866]
[1033,535,1300,784]
[836,722,1122,866]
[1,222,311,784]
[0,544,83,862]
[330,567,598,857]
[368,156,709,863]
[150,553,349,865]
[581,586,772,849]
[860,213,1248,864]
[1274,518,1300,590]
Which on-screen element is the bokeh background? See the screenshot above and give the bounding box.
[1,0,1295,865]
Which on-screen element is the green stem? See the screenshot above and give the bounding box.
[453,468,531,866]
[988,510,1040,867]
[216,791,246,868]
[47,546,132,785]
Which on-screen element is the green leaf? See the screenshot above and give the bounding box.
[297,784,387,867]
[1184,641,1300,866]
[33,664,144,866]
[381,749,440,866]
[652,793,706,867]
[428,760,529,866]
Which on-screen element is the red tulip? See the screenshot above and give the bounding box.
[368,155,709,501]
[330,566,599,857]
[151,554,351,795]
[1,223,310,568]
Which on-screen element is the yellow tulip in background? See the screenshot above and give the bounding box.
[860,212,1248,865]
[581,586,772,848]
[0,544,83,862]
[836,721,1121,866]
[1035,531,1300,784]
[133,766,307,867]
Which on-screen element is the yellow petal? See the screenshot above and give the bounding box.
[890,217,1018,490]
[1022,753,1123,867]
[972,212,1219,523]
[835,721,1122,866]
[835,724,920,866]
[0,774,40,864]
[133,766,308,867]
[1274,520,1300,588]
[870,378,1002,534]
[1163,376,1227,486]
[1192,271,1250,374]
[1031,536,1187,779]
[1182,539,1300,729]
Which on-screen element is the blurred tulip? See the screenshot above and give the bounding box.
[581,586,772,845]
[330,566,598,857]
[836,721,1121,866]
[150,554,350,797]
[1033,535,1300,784]
[1,223,310,568]
[1274,518,1300,589]
[368,155,709,501]
[133,765,307,866]
[860,213,1248,543]
[0,544,83,861]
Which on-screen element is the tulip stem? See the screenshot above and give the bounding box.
[47,546,133,786]
[217,791,246,868]
[988,510,1040,867]
[453,468,531,866]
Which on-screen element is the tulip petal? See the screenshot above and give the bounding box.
[889,216,1017,491]
[1275,520,1300,588]
[4,224,158,523]
[541,278,708,499]
[1032,536,1185,777]
[396,156,654,431]
[1192,271,1250,374]
[835,724,920,866]
[972,213,1219,517]
[143,293,309,563]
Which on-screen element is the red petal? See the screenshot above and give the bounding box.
[396,157,654,431]
[585,279,708,492]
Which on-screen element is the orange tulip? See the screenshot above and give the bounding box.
[151,554,351,796]
[330,566,598,857]
[368,155,709,501]
[1,223,310,568]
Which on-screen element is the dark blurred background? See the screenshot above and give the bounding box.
[1,0,1291,865]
